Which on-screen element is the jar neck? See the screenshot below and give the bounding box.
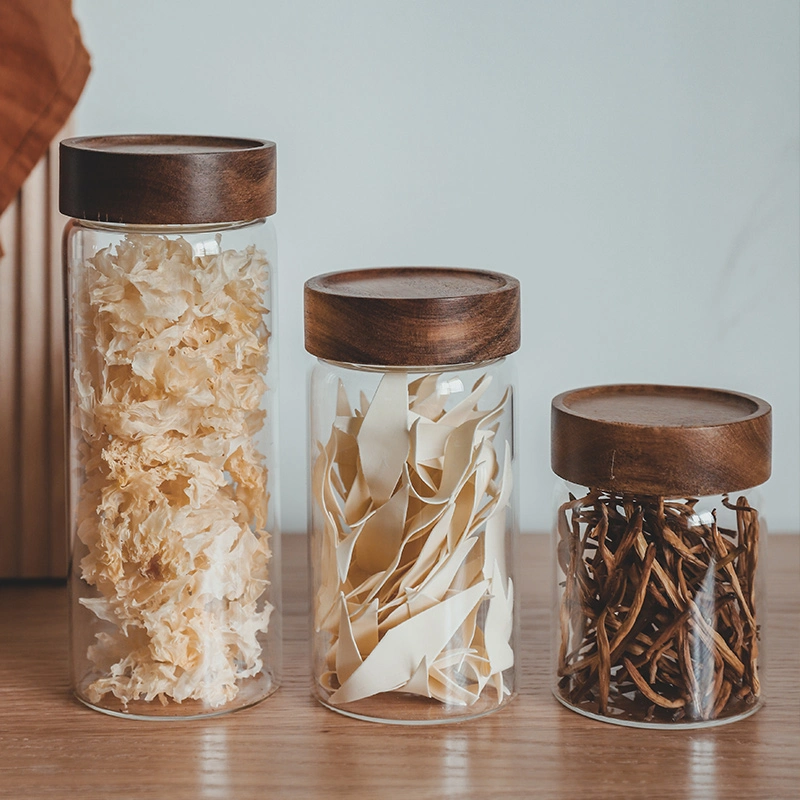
[71,218,268,234]
[559,480,765,504]
[316,357,506,374]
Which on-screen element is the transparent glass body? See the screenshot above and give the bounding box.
[65,218,281,719]
[309,357,519,724]
[552,481,766,728]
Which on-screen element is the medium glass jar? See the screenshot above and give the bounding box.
[551,384,771,728]
[60,135,281,718]
[305,267,521,724]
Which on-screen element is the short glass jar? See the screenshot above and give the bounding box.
[60,135,281,718]
[305,267,521,724]
[551,384,771,729]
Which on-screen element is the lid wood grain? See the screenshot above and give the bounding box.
[59,135,276,224]
[551,384,772,496]
[304,267,521,366]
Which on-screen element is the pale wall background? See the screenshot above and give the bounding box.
[72,0,800,533]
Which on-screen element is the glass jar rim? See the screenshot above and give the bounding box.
[315,356,507,373]
[69,218,268,234]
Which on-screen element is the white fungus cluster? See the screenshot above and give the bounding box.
[73,234,272,708]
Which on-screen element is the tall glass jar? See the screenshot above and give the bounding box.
[60,135,281,718]
[305,267,521,724]
[551,384,771,728]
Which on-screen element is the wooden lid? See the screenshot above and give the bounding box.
[551,384,771,496]
[59,135,276,224]
[304,267,521,366]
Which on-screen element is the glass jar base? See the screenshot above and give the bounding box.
[74,672,278,721]
[553,688,762,730]
[314,690,516,726]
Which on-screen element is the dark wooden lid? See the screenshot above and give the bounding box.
[59,135,276,224]
[551,384,772,495]
[304,267,521,366]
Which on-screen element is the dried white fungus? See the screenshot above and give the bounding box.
[73,234,272,707]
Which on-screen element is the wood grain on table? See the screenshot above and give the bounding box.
[1,534,798,799]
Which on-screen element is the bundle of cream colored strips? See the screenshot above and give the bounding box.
[313,370,514,706]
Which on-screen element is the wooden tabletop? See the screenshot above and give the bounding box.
[1,534,798,799]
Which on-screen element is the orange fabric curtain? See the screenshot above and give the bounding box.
[0,1,89,576]
[0,0,90,231]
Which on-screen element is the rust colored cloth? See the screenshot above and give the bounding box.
[0,0,90,222]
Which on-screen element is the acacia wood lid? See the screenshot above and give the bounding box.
[59,135,276,224]
[304,267,521,366]
[551,384,772,496]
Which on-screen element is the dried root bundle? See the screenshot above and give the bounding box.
[557,491,760,724]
